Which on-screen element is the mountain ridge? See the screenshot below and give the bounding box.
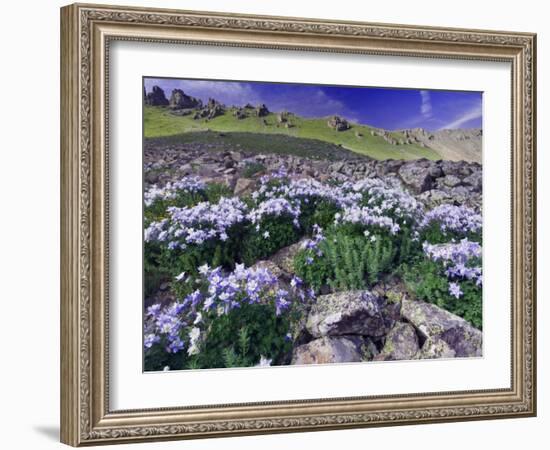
[144,86,482,162]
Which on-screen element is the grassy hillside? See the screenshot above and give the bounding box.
[144,106,441,161]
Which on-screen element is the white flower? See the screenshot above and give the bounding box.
[193,312,202,325]
[163,366,170,371]
[187,327,201,356]
[263,230,270,239]
[198,264,210,275]
[370,235,377,242]
[256,355,272,367]
[175,271,186,282]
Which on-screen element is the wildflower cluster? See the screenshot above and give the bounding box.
[334,205,401,235]
[423,239,483,298]
[144,176,206,207]
[420,204,482,237]
[248,197,301,228]
[145,197,247,249]
[145,263,311,368]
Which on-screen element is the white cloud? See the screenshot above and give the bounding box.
[420,90,432,118]
[439,105,482,130]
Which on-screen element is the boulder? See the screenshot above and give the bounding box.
[306,290,391,338]
[441,174,462,188]
[291,336,363,365]
[376,322,419,361]
[417,336,456,359]
[398,161,437,193]
[447,185,472,204]
[269,238,308,275]
[463,170,482,192]
[401,298,482,357]
[417,189,452,208]
[233,178,256,196]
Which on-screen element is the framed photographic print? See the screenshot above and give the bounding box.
[60,3,537,446]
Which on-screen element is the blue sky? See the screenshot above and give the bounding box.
[144,77,482,131]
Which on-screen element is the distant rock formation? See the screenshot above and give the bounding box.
[193,98,225,120]
[399,128,482,163]
[327,115,350,131]
[168,89,201,110]
[145,86,168,106]
[255,104,269,117]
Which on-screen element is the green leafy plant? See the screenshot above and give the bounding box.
[188,303,292,369]
[241,216,300,265]
[294,229,397,293]
[242,161,266,178]
[401,258,482,329]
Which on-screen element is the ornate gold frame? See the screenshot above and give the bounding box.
[60,3,537,446]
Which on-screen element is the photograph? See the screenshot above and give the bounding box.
[142,78,484,372]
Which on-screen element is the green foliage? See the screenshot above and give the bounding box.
[294,229,398,293]
[188,303,292,369]
[242,161,266,178]
[401,258,482,329]
[144,242,171,297]
[420,222,482,245]
[144,190,204,224]
[241,216,300,265]
[299,199,340,233]
[204,182,233,203]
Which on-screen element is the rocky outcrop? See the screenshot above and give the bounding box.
[401,297,482,358]
[193,98,225,120]
[168,89,201,110]
[306,290,392,338]
[291,336,363,365]
[255,104,270,117]
[145,86,169,106]
[327,115,350,131]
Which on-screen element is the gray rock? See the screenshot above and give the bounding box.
[376,322,419,361]
[291,336,363,365]
[144,171,159,184]
[306,290,390,338]
[168,89,201,110]
[417,336,456,359]
[327,115,350,131]
[463,170,482,192]
[401,298,482,357]
[269,238,308,275]
[398,161,435,193]
[145,85,169,106]
[441,174,462,188]
[255,103,270,117]
[447,185,472,204]
[233,178,256,196]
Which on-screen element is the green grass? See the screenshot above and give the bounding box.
[145,131,360,161]
[144,106,441,161]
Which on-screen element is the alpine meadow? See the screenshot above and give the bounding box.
[142,78,483,372]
